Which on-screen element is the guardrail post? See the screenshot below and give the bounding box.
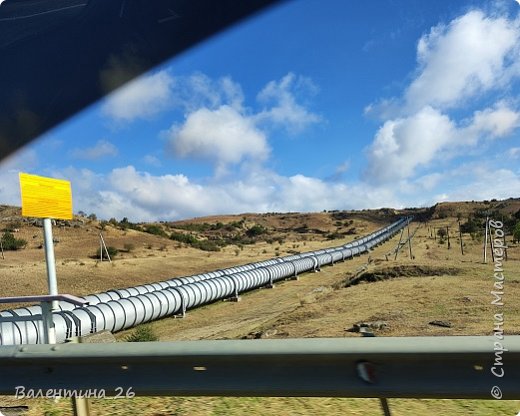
[380,398,392,416]
[68,337,91,416]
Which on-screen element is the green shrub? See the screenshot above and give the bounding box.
[118,217,142,231]
[170,232,199,245]
[326,232,343,240]
[460,217,482,234]
[1,232,27,250]
[246,224,267,237]
[144,224,168,238]
[229,220,245,229]
[93,246,119,259]
[125,325,158,342]
[513,221,520,244]
[169,232,220,251]
[173,222,211,232]
[194,239,221,252]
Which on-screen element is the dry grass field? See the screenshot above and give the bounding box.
[1,200,520,415]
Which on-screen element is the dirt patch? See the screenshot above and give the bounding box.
[344,265,460,287]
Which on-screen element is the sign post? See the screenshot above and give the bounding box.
[19,173,73,344]
[43,218,59,312]
[18,173,89,414]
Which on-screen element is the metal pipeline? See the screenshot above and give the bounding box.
[0,217,410,345]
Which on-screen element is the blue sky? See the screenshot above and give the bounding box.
[1,0,520,221]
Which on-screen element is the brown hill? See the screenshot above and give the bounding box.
[429,198,520,219]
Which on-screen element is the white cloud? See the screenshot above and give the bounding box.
[256,73,321,132]
[437,165,520,201]
[365,106,455,183]
[220,76,245,111]
[143,154,162,167]
[106,166,248,220]
[395,161,520,206]
[102,70,174,121]
[398,172,445,196]
[102,71,246,124]
[414,172,443,191]
[325,160,351,182]
[70,140,118,160]
[405,10,520,111]
[171,73,244,112]
[101,71,321,177]
[364,9,520,187]
[164,106,269,175]
[462,102,520,140]
[0,170,21,207]
[57,165,401,222]
[122,72,321,176]
[0,147,38,172]
[0,148,39,206]
[365,102,520,184]
[507,146,520,158]
[37,159,519,222]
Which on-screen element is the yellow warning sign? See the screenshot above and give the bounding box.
[19,173,73,220]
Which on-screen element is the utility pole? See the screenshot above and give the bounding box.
[407,219,413,259]
[394,228,404,261]
[483,217,489,263]
[502,215,508,261]
[458,221,464,255]
[488,220,495,263]
[100,233,112,263]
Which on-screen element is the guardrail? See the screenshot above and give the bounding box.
[1,336,519,399]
